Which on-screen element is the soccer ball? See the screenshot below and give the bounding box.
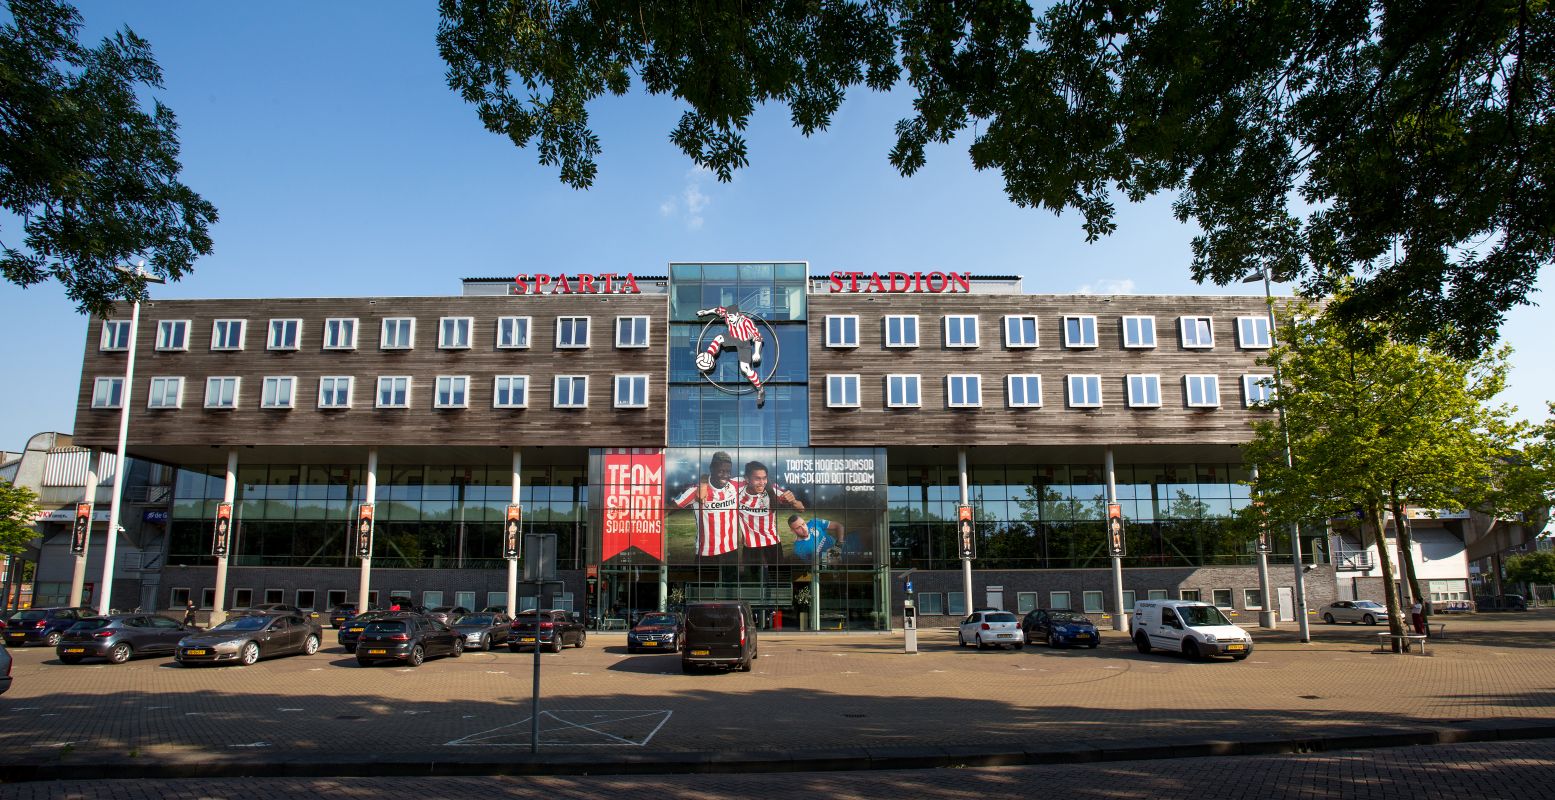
[695,352,715,372]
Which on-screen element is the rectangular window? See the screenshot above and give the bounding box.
[1127,374,1161,408]
[826,374,860,408]
[296,589,316,611]
[146,377,183,409]
[1185,374,1221,408]
[169,588,190,608]
[375,376,410,408]
[1122,590,1137,611]
[944,315,979,348]
[381,318,415,349]
[1180,589,1202,602]
[233,588,253,609]
[1063,315,1098,348]
[1243,374,1275,407]
[1243,588,1264,610]
[264,589,284,604]
[1147,589,1169,601]
[1122,315,1156,348]
[1049,590,1072,610]
[261,376,296,409]
[100,320,131,351]
[1006,374,1042,408]
[211,319,245,351]
[1004,315,1039,348]
[327,589,348,608]
[1237,316,1272,349]
[917,593,945,615]
[615,316,650,348]
[497,316,532,349]
[493,375,529,408]
[946,374,982,408]
[884,315,919,348]
[486,591,508,611]
[438,317,472,349]
[1180,316,1215,348]
[201,588,215,610]
[886,374,920,408]
[318,376,353,409]
[1212,588,1233,608]
[435,376,469,408]
[1017,592,1038,614]
[1067,374,1103,408]
[91,377,124,409]
[1083,591,1104,613]
[156,320,189,351]
[267,319,301,350]
[946,592,967,616]
[614,374,649,408]
[556,316,590,348]
[323,318,358,350]
[204,377,239,409]
[825,315,859,348]
[554,375,588,408]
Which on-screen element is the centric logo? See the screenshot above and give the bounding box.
[691,304,780,408]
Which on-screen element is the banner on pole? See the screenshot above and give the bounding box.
[1107,503,1126,557]
[505,504,522,559]
[71,503,91,554]
[356,503,375,558]
[212,502,232,557]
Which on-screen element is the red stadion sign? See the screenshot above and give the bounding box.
[602,448,664,562]
[828,271,972,293]
[511,273,641,295]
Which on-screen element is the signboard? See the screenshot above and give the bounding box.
[142,509,169,524]
[504,504,523,559]
[827,271,972,294]
[1107,503,1126,557]
[71,503,91,555]
[511,273,641,295]
[601,448,664,563]
[958,504,976,560]
[1252,499,1271,553]
[38,508,109,523]
[356,503,375,558]
[212,502,232,557]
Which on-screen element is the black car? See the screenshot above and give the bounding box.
[326,604,360,628]
[57,614,196,664]
[509,609,586,653]
[681,601,757,673]
[1021,608,1101,648]
[427,605,471,624]
[356,616,464,666]
[337,610,409,653]
[451,613,511,651]
[3,607,95,648]
[176,613,323,666]
[1476,594,1529,611]
[627,612,685,653]
[236,603,323,621]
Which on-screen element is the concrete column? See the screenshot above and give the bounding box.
[507,449,521,617]
[1105,446,1127,632]
[357,448,377,614]
[210,448,237,626]
[68,450,98,608]
[1251,466,1275,628]
[959,448,972,612]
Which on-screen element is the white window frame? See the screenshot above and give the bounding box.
[825,315,859,348]
[883,315,919,348]
[1212,588,1234,608]
[885,374,921,408]
[615,316,650,349]
[1180,589,1202,602]
[1083,590,1105,613]
[323,318,358,350]
[1049,591,1072,610]
[434,375,470,409]
[946,374,982,408]
[204,376,240,409]
[155,320,189,351]
[493,375,530,409]
[1062,315,1098,348]
[556,316,591,349]
[1121,315,1156,348]
[496,316,532,349]
[1126,374,1162,408]
[1122,590,1137,611]
[826,374,860,408]
[261,376,297,409]
[1147,589,1169,601]
[1243,588,1264,610]
[317,376,353,409]
[100,320,132,351]
[91,377,124,409]
[210,319,246,351]
[267,318,302,351]
[553,375,589,408]
[1184,374,1221,408]
[1237,316,1272,349]
[438,317,473,350]
[380,318,416,350]
[1006,374,1043,408]
[146,377,183,409]
[613,374,649,408]
[944,315,979,348]
[1067,374,1103,408]
[1180,316,1215,348]
[1003,315,1040,348]
[375,376,411,409]
[1243,374,1275,407]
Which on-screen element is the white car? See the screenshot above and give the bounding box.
[1318,600,1386,625]
[958,610,1025,650]
[1131,600,1253,661]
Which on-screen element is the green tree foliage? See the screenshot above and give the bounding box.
[438,0,1553,357]
[1505,549,1555,588]
[0,478,42,555]
[0,0,216,317]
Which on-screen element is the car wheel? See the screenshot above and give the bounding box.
[344,645,356,654]
[958,632,967,648]
[59,654,83,665]
[1014,643,1024,650]
[549,636,563,654]
[575,630,586,649]
[1232,654,1249,661]
[479,635,490,652]
[681,660,697,674]
[976,634,988,651]
[451,640,464,658]
[1134,634,1151,654]
[1048,632,1060,648]
[1323,613,1335,624]
[45,631,62,647]
[239,642,260,666]
[1183,640,1204,661]
[738,656,752,672]
[1363,614,1376,625]
[302,635,320,656]
[407,645,425,667]
[109,643,133,664]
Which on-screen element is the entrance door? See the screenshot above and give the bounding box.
[1277,587,1295,622]
[986,588,1004,611]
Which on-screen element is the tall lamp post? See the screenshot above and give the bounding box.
[1243,268,1310,643]
[99,262,165,616]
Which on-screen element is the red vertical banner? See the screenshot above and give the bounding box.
[602,448,664,562]
[1107,503,1125,557]
[356,503,374,558]
[213,502,233,557]
[71,503,91,554]
[504,504,522,558]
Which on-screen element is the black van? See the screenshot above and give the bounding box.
[681,601,758,673]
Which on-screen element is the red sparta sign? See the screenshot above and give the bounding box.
[828,271,972,293]
[511,273,641,295]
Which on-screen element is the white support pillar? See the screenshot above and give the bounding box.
[959,448,972,612]
[210,448,238,626]
[1105,446,1127,632]
[69,450,98,609]
[357,448,377,614]
[99,298,143,617]
[507,449,521,617]
[1251,465,1276,628]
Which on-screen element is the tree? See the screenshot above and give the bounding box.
[438,1,1553,358]
[1,0,216,317]
[0,478,41,555]
[1505,550,1555,604]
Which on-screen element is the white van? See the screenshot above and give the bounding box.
[1130,600,1253,661]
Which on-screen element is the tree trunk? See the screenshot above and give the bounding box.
[1368,501,1408,651]
[1389,492,1427,632]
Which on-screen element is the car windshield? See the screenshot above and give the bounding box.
[637,614,677,627]
[455,615,494,626]
[1179,605,1232,626]
[1354,601,1384,609]
[984,612,1017,623]
[69,618,110,631]
[209,616,270,632]
[1049,612,1089,624]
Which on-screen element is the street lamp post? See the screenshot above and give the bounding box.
[99,263,165,616]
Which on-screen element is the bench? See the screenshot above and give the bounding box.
[1375,632,1429,655]
[1427,622,1446,639]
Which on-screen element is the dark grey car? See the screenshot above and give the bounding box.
[451,613,511,651]
[57,614,197,664]
[0,641,11,695]
[176,613,322,666]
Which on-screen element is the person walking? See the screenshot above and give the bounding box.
[182,600,198,627]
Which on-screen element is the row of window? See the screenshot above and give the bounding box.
[101,315,652,353]
[919,587,1270,616]
[824,314,1271,350]
[91,374,652,411]
[825,373,1275,409]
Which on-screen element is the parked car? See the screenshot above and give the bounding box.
[176,613,322,666]
[958,609,1025,650]
[236,603,322,621]
[3,607,95,647]
[385,598,425,613]
[451,612,511,651]
[681,601,757,672]
[0,641,11,695]
[427,606,471,624]
[628,612,685,653]
[1318,600,1387,625]
[1131,600,1252,661]
[1476,594,1529,611]
[326,604,360,628]
[337,610,409,654]
[509,609,587,653]
[1022,609,1100,648]
[56,614,196,664]
[356,616,464,667]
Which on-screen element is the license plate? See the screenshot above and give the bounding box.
[520,636,536,643]
[348,627,363,633]
[1076,633,1092,639]
[690,649,709,656]
[642,641,659,647]
[997,633,1013,638]
[367,649,387,655]
[186,649,207,656]
[63,648,85,653]
[1227,643,1246,652]
[5,633,21,640]
[466,635,480,642]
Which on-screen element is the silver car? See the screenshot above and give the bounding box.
[958,610,1025,650]
[1318,600,1386,625]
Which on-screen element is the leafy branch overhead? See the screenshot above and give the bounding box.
[439,0,1554,357]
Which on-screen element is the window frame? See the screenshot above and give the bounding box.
[375,376,411,409]
[826,374,861,408]
[317,376,354,409]
[100,320,132,352]
[380,317,416,350]
[1067,374,1103,408]
[266,318,302,351]
[1212,588,1233,608]
[1121,315,1156,348]
[260,376,297,409]
[210,319,246,351]
[1243,588,1264,610]
[613,374,650,408]
[1243,374,1275,407]
[323,318,358,350]
[555,316,591,349]
[155,319,190,352]
[917,592,945,615]
[883,315,919,348]
[1180,589,1202,602]
[946,374,983,408]
[91,376,124,409]
[1184,374,1222,408]
[1003,315,1040,348]
[943,314,979,348]
[615,316,650,349]
[1006,374,1043,408]
[825,315,860,348]
[496,316,532,349]
[1180,315,1215,349]
[553,375,589,408]
[1237,315,1272,349]
[146,376,184,409]
[493,375,530,409]
[1049,590,1072,610]
[885,373,921,408]
[1062,315,1099,348]
[1082,590,1105,613]
[204,376,240,409]
[434,375,470,409]
[1126,373,1162,408]
[438,316,473,350]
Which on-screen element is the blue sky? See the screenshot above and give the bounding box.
[1,2,1548,452]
